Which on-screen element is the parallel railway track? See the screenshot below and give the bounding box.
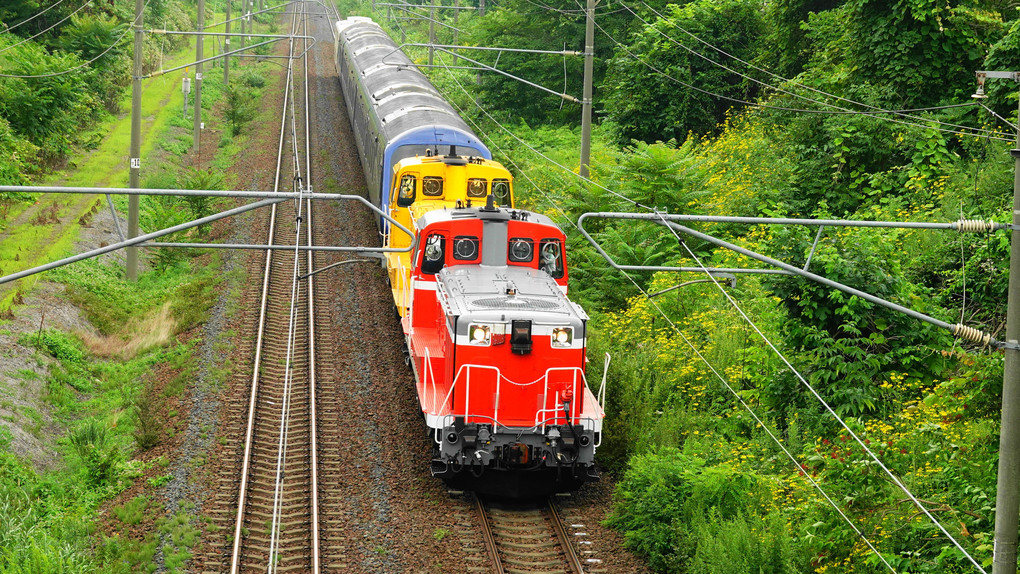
[220,2,335,571]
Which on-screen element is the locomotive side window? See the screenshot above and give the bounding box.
[422,176,444,197]
[538,239,564,278]
[492,178,511,205]
[508,238,533,263]
[466,178,487,198]
[397,174,416,207]
[453,235,480,261]
[421,233,445,274]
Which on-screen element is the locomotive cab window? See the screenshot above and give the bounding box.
[492,178,511,205]
[453,235,480,261]
[422,176,444,198]
[508,238,533,263]
[538,239,564,278]
[466,178,487,199]
[397,174,416,207]
[421,233,446,274]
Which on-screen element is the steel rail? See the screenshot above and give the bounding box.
[229,12,297,571]
[266,14,302,571]
[300,4,322,571]
[547,498,586,574]
[474,497,508,574]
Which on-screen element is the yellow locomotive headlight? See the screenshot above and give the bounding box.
[550,327,573,348]
[469,324,491,346]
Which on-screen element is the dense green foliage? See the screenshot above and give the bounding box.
[0,0,195,185]
[375,0,1018,571]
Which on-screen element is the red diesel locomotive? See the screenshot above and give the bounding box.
[403,199,604,497]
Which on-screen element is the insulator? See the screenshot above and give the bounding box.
[952,324,992,346]
[954,219,997,233]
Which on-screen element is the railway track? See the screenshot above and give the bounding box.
[474,495,601,574]
[208,2,335,572]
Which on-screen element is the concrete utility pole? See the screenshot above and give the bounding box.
[193,0,205,154]
[977,70,1020,574]
[239,0,246,57]
[223,0,230,85]
[127,0,143,281]
[578,0,595,178]
[429,0,436,67]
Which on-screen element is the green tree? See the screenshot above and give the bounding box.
[601,0,764,143]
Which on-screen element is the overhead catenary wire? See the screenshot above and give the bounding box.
[1,0,68,33]
[627,0,1013,140]
[592,16,1014,142]
[654,212,988,573]
[0,0,144,78]
[0,0,93,55]
[431,50,900,571]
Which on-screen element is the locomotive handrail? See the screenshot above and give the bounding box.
[432,364,598,429]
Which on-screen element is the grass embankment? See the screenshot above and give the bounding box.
[0,44,196,315]
[0,8,281,571]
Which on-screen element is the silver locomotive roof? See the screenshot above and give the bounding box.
[438,266,587,324]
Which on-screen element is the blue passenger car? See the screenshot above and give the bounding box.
[334,17,492,222]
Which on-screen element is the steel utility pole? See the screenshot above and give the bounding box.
[223,0,230,85]
[977,70,1020,574]
[193,0,205,154]
[127,0,143,281]
[578,0,595,179]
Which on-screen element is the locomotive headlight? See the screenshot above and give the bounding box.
[469,324,491,346]
[551,327,573,348]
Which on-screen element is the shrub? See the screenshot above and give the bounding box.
[607,449,790,572]
[68,419,120,484]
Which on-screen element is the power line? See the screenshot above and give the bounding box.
[594,13,1013,142]
[2,0,68,33]
[0,0,140,78]
[627,0,1011,140]
[0,0,93,56]
[432,50,901,571]
[656,214,987,573]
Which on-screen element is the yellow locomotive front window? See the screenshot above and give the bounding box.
[467,178,487,198]
[492,178,511,205]
[397,174,416,207]
[422,176,444,197]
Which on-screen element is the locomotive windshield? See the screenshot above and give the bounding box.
[538,239,564,278]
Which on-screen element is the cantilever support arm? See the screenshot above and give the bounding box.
[577,211,1016,350]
